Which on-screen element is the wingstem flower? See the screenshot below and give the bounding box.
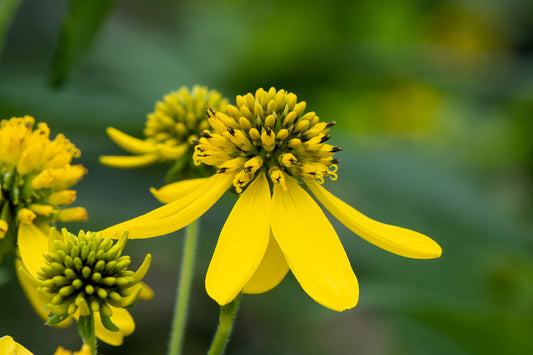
[100,85,228,180]
[0,116,87,263]
[101,87,442,311]
[17,227,153,346]
[0,336,32,355]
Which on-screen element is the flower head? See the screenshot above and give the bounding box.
[17,227,152,346]
[0,116,87,262]
[102,88,442,311]
[100,85,228,180]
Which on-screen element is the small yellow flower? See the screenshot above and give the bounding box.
[54,344,91,355]
[0,116,87,263]
[17,227,153,346]
[102,88,442,311]
[100,86,228,179]
[0,336,33,355]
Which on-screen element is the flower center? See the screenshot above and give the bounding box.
[193,88,340,192]
[145,86,228,148]
[38,230,141,319]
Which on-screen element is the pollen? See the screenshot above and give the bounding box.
[193,88,340,193]
[35,229,150,325]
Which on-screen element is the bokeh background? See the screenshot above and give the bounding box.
[1,0,533,354]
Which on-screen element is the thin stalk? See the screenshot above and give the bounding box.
[167,219,200,355]
[207,294,242,355]
[82,312,97,355]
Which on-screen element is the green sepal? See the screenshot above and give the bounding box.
[46,312,70,326]
[100,312,119,332]
[77,314,94,339]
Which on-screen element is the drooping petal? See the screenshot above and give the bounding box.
[99,154,160,168]
[242,230,289,294]
[94,308,135,346]
[150,177,208,204]
[100,173,233,239]
[306,180,442,259]
[18,223,49,278]
[206,173,271,305]
[271,175,358,312]
[105,127,156,154]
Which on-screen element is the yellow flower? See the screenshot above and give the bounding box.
[54,344,91,355]
[17,227,153,346]
[0,336,33,355]
[0,116,87,263]
[101,88,442,311]
[100,86,228,179]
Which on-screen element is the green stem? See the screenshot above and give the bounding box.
[167,219,200,355]
[81,312,97,355]
[207,294,242,355]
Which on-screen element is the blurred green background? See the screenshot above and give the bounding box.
[1,0,533,354]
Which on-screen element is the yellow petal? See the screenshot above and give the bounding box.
[101,173,234,239]
[18,223,49,278]
[150,178,209,204]
[0,336,33,355]
[139,282,155,300]
[94,307,135,346]
[99,153,160,168]
[242,231,289,294]
[271,175,358,312]
[206,173,271,305]
[105,127,156,154]
[305,180,442,259]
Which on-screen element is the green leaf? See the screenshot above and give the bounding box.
[100,312,119,332]
[45,312,70,326]
[77,314,94,339]
[0,0,22,58]
[49,0,117,88]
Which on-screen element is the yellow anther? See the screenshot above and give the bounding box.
[275,129,289,142]
[57,207,88,222]
[217,157,246,174]
[47,190,77,205]
[293,119,310,133]
[282,111,298,127]
[238,117,252,131]
[292,101,307,117]
[240,105,253,120]
[287,138,301,149]
[268,166,287,191]
[261,128,276,151]
[279,153,298,167]
[243,156,263,174]
[17,208,36,224]
[249,128,261,144]
[29,204,56,217]
[254,102,264,117]
[226,104,241,118]
[265,114,276,129]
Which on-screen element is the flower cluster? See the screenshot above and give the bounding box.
[0,116,87,261]
[100,85,228,179]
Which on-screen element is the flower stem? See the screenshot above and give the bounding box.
[207,294,242,355]
[167,219,200,355]
[81,312,97,355]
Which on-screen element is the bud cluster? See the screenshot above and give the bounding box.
[33,229,150,329]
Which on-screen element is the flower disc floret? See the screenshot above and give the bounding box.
[193,87,340,192]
